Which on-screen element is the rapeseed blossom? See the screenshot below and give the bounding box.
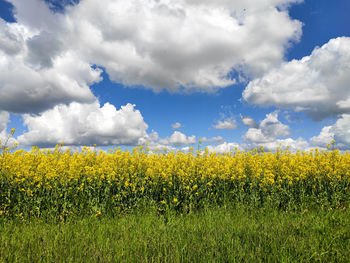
[0,144,349,218]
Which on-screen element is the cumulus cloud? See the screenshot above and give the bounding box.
[171,122,182,129]
[214,118,237,130]
[0,50,101,114]
[66,0,302,92]
[206,142,241,153]
[331,114,350,149]
[240,114,258,128]
[310,126,334,148]
[0,17,101,114]
[3,0,303,98]
[0,111,10,134]
[165,131,196,146]
[256,137,310,152]
[310,114,350,150]
[7,0,62,31]
[0,19,24,55]
[243,37,350,120]
[139,130,196,149]
[138,130,178,152]
[240,111,311,151]
[243,111,290,144]
[17,101,148,147]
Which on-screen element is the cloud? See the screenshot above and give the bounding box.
[0,111,10,134]
[166,131,196,146]
[240,114,258,128]
[171,122,182,129]
[240,110,311,151]
[214,118,237,130]
[0,50,101,114]
[206,142,241,153]
[138,130,178,152]
[26,31,64,68]
[17,101,148,147]
[205,113,350,152]
[67,0,302,92]
[243,37,350,120]
[192,138,309,153]
[243,111,290,144]
[0,19,24,55]
[146,113,350,153]
[0,18,101,114]
[4,0,302,97]
[310,114,350,150]
[255,137,310,152]
[139,130,196,148]
[310,126,334,148]
[331,114,350,149]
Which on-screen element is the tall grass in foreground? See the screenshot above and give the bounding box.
[1,145,350,219]
[1,206,349,262]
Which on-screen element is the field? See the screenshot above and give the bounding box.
[1,145,350,261]
[1,207,349,262]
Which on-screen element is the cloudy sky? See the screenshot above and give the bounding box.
[0,0,349,152]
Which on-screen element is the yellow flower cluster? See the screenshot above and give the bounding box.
[0,145,349,218]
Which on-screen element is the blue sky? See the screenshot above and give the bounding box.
[0,0,349,152]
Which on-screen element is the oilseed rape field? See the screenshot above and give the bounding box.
[1,140,350,262]
[1,143,349,219]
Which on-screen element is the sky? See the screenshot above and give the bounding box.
[0,0,349,152]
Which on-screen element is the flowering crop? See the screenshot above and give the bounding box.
[0,145,349,218]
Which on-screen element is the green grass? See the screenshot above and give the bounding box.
[1,205,349,262]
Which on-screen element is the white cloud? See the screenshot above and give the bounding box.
[256,137,310,152]
[8,0,62,32]
[243,128,271,144]
[240,114,258,128]
[139,130,196,149]
[166,131,196,146]
[1,50,101,114]
[310,126,334,148]
[214,118,237,130]
[331,114,350,149]
[18,101,148,147]
[310,114,350,150]
[0,111,10,134]
[0,19,24,55]
[206,141,241,153]
[171,122,182,129]
[149,112,350,152]
[138,131,178,152]
[240,110,311,151]
[260,111,290,138]
[3,0,303,97]
[67,0,302,92]
[243,111,290,144]
[243,37,350,120]
[0,18,101,113]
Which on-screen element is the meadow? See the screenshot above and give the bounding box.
[0,141,350,261]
